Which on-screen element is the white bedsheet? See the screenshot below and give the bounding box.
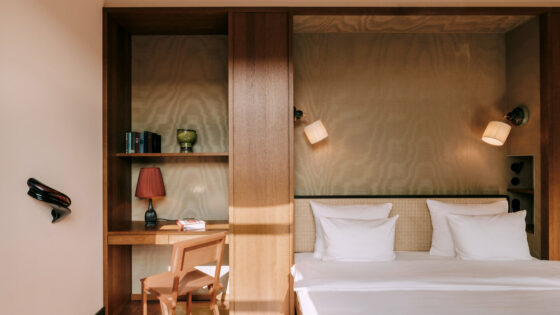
[293,252,560,315]
[293,251,560,291]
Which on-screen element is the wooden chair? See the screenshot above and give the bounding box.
[141,232,227,315]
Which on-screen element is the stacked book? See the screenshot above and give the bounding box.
[125,131,162,153]
[176,219,206,231]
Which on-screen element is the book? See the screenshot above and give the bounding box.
[153,133,161,153]
[125,132,130,153]
[134,132,140,153]
[139,132,145,153]
[176,219,206,231]
[128,132,134,153]
[145,131,153,153]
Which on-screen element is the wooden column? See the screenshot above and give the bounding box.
[230,12,293,314]
[103,12,132,314]
[540,12,560,260]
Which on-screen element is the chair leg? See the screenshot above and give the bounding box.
[159,298,175,315]
[186,292,192,315]
[208,284,220,315]
[141,282,148,315]
[220,290,226,305]
[159,299,168,315]
[208,284,216,309]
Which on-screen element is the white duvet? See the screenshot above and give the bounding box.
[293,252,560,292]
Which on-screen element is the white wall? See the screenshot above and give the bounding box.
[0,0,103,314]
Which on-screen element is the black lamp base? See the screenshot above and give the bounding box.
[145,198,158,228]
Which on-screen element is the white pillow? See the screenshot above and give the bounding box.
[447,211,532,260]
[319,215,399,262]
[427,199,508,256]
[310,201,392,259]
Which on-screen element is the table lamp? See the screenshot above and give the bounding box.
[135,167,166,227]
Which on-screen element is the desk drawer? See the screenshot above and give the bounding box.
[108,234,169,245]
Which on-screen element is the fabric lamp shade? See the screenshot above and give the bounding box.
[482,121,511,146]
[135,167,166,198]
[304,120,328,144]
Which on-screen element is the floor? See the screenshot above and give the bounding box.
[118,301,229,315]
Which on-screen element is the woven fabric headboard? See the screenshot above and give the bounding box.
[294,196,508,252]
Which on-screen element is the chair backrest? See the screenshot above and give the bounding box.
[169,232,227,284]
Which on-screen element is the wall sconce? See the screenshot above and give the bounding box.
[294,107,328,144]
[482,105,529,146]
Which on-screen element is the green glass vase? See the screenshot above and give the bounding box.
[177,129,197,153]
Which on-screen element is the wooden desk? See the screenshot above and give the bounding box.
[107,220,229,245]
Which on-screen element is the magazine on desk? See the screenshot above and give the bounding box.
[176,219,206,231]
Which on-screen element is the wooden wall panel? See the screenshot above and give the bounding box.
[505,17,541,258]
[540,13,560,260]
[131,35,228,154]
[130,35,229,292]
[230,12,292,315]
[104,14,132,314]
[294,15,533,34]
[293,33,508,196]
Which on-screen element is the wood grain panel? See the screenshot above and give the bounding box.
[294,15,533,33]
[131,35,228,154]
[231,12,292,315]
[293,33,508,197]
[106,8,228,35]
[540,13,560,260]
[104,12,132,314]
[505,17,541,258]
[130,159,228,220]
[130,35,229,298]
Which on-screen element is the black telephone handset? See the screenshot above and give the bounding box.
[27,178,72,223]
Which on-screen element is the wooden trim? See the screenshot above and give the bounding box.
[294,292,303,315]
[103,7,229,35]
[289,7,550,16]
[230,12,292,314]
[103,10,133,314]
[102,9,109,312]
[288,11,295,315]
[115,153,228,157]
[540,12,550,260]
[539,12,560,260]
[227,8,235,314]
[295,194,510,199]
[102,6,552,16]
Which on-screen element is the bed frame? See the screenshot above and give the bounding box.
[294,195,509,252]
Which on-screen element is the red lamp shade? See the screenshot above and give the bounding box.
[135,167,166,198]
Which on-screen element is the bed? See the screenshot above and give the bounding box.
[292,196,560,315]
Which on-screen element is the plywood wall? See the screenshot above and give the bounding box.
[505,18,541,257]
[130,35,229,293]
[293,33,509,196]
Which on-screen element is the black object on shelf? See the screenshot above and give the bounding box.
[512,198,521,212]
[27,178,72,223]
[510,162,524,174]
[511,177,520,186]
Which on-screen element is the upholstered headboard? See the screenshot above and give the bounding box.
[294,195,508,252]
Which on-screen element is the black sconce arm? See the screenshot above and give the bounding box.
[27,178,72,223]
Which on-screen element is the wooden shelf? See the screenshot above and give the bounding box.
[116,153,228,158]
[108,220,229,245]
[507,188,534,195]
